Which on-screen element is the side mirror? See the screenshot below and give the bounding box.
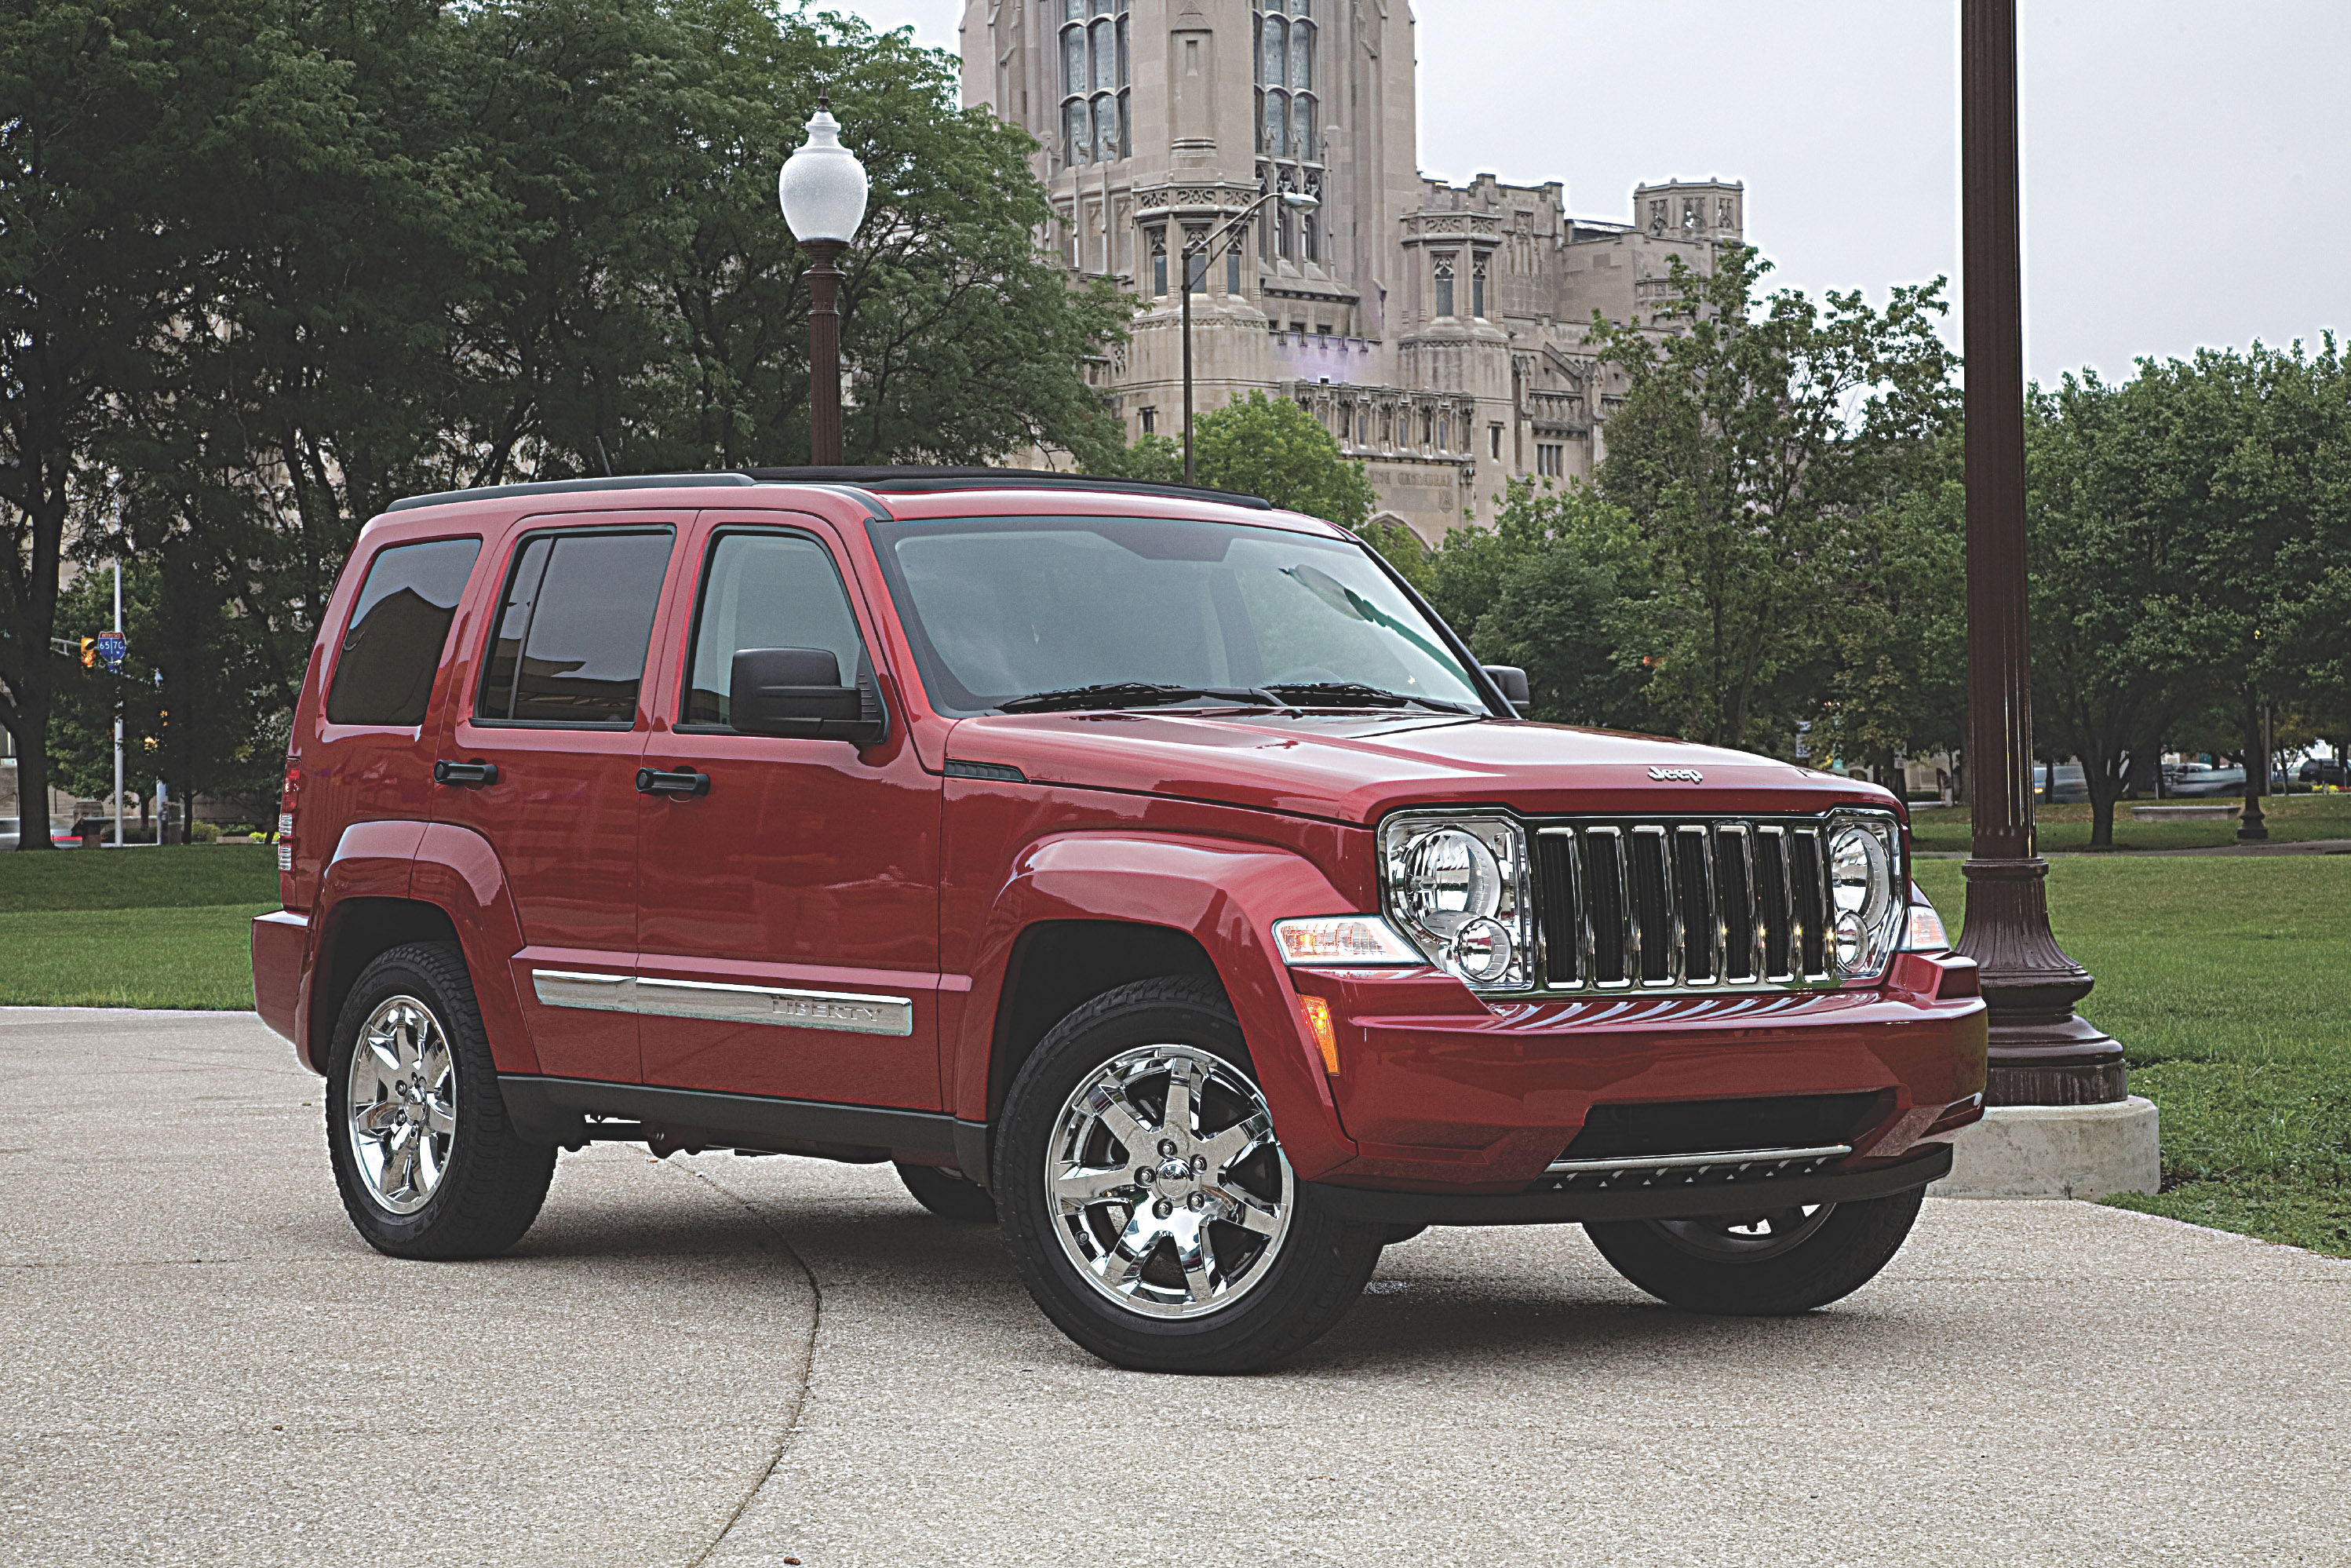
[1482,664,1531,717]
[729,647,889,745]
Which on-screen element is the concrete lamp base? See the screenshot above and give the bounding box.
[1928,1096,2162,1201]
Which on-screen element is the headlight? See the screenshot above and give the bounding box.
[1824,811,1904,980]
[1378,813,1533,990]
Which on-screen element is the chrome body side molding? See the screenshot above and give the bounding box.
[530,968,913,1037]
[532,970,636,1013]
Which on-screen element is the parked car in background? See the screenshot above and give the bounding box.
[2167,765,2247,797]
[2032,763,2089,804]
[253,465,1988,1373]
[2297,758,2349,787]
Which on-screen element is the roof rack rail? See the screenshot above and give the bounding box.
[385,473,756,512]
[383,465,1274,515]
[738,465,1274,510]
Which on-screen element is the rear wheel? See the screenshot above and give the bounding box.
[993,977,1384,1373]
[1584,1187,1926,1315]
[896,1161,997,1223]
[326,943,556,1260]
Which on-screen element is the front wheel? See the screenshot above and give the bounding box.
[1584,1187,1926,1315]
[993,977,1384,1373]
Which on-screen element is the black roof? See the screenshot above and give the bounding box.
[385,465,1272,514]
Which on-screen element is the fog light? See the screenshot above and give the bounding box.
[1832,910,1866,969]
[1451,916,1514,984]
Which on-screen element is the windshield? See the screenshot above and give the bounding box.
[863,514,1489,718]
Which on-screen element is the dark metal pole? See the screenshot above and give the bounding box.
[804,238,847,465]
[1956,0,2126,1107]
[1182,233,1196,485]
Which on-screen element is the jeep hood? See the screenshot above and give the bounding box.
[942,712,1900,824]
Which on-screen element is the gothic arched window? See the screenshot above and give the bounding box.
[1471,264,1486,320]
[1433,258,1455,319]
[1061,1,1130,166]
[1254,0,1319,259]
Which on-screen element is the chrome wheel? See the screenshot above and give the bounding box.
[1045,1044,1294,1320]
[344,995,457,1216]
[1650,1203,1835,1262]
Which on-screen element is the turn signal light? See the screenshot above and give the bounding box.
[1299,994,1339,1076]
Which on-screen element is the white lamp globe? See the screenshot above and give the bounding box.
[778,100,869,243]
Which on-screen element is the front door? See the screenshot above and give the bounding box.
[431,516,684,1084]
[635,516,942,1110]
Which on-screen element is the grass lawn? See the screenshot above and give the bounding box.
[0,844,279,1010]
[1915,856,2351,1257]
[1908,789,2351,855]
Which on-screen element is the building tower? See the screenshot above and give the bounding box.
[960,1,1742,541]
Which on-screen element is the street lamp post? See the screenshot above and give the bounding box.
[1957,0,2127,1107]
[1180,189,1318,485]
[778,95,869,466]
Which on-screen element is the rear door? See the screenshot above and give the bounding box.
[634,513,943,1110]
[430,514,685,1085]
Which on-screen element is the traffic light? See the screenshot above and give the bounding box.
[79,637,96,668]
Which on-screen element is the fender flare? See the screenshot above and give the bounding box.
[410,823,539,1075]
[955,832,1361,1181]
[299,821,428,1073]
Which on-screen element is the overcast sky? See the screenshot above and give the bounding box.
[830,0,2348,385]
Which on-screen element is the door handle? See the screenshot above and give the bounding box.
[636,767,710,797]
[432,760,499,786]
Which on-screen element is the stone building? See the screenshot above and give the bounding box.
[960,0,1744,541]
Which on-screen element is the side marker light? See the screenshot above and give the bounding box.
[1299,994,1339,1076]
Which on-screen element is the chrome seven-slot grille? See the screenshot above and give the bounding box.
[1531,818,1838,994]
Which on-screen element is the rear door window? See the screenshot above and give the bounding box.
[476,528,675,727]
[325,537,483,726]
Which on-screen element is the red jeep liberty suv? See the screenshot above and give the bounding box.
[252,467,1986,1372]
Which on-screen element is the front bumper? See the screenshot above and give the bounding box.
[1289,950,1988,1194]
[1309,1143,1952,1227]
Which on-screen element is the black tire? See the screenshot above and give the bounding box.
[993,975,1385,1373]
[896,1161,998,1223]
[1584,1186,1926,1315]
[325,942,556,1260]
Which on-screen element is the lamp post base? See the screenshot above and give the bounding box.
[1958,854,2131,1107]
[1929,1096,2160,1199]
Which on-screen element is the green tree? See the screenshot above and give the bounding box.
[1,1,311,845]
[46,551,282,835]
[1590,248,1957,752]
[1820,439,1969,789]
[1179,392,1378,527]
[1461,482,1657,729]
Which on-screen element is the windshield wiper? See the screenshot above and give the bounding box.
[998,681,1292,715]
[1263,681,1481,715]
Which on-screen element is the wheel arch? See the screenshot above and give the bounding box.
[307,897,461,1074]
[985,920,1222,1129]
[953,832,1361,1181]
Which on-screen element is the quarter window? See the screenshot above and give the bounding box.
[326,538,482,726]
[476,530,673,726]
[682,533,868,728]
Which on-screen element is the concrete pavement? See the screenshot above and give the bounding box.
[5,1008,2347,1566]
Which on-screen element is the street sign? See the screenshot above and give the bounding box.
[95,632,126,671]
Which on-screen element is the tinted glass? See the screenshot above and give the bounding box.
[683,533,866,727]
[475,530,673,725]
[866,515,1485,717]
[324,538,482,726]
